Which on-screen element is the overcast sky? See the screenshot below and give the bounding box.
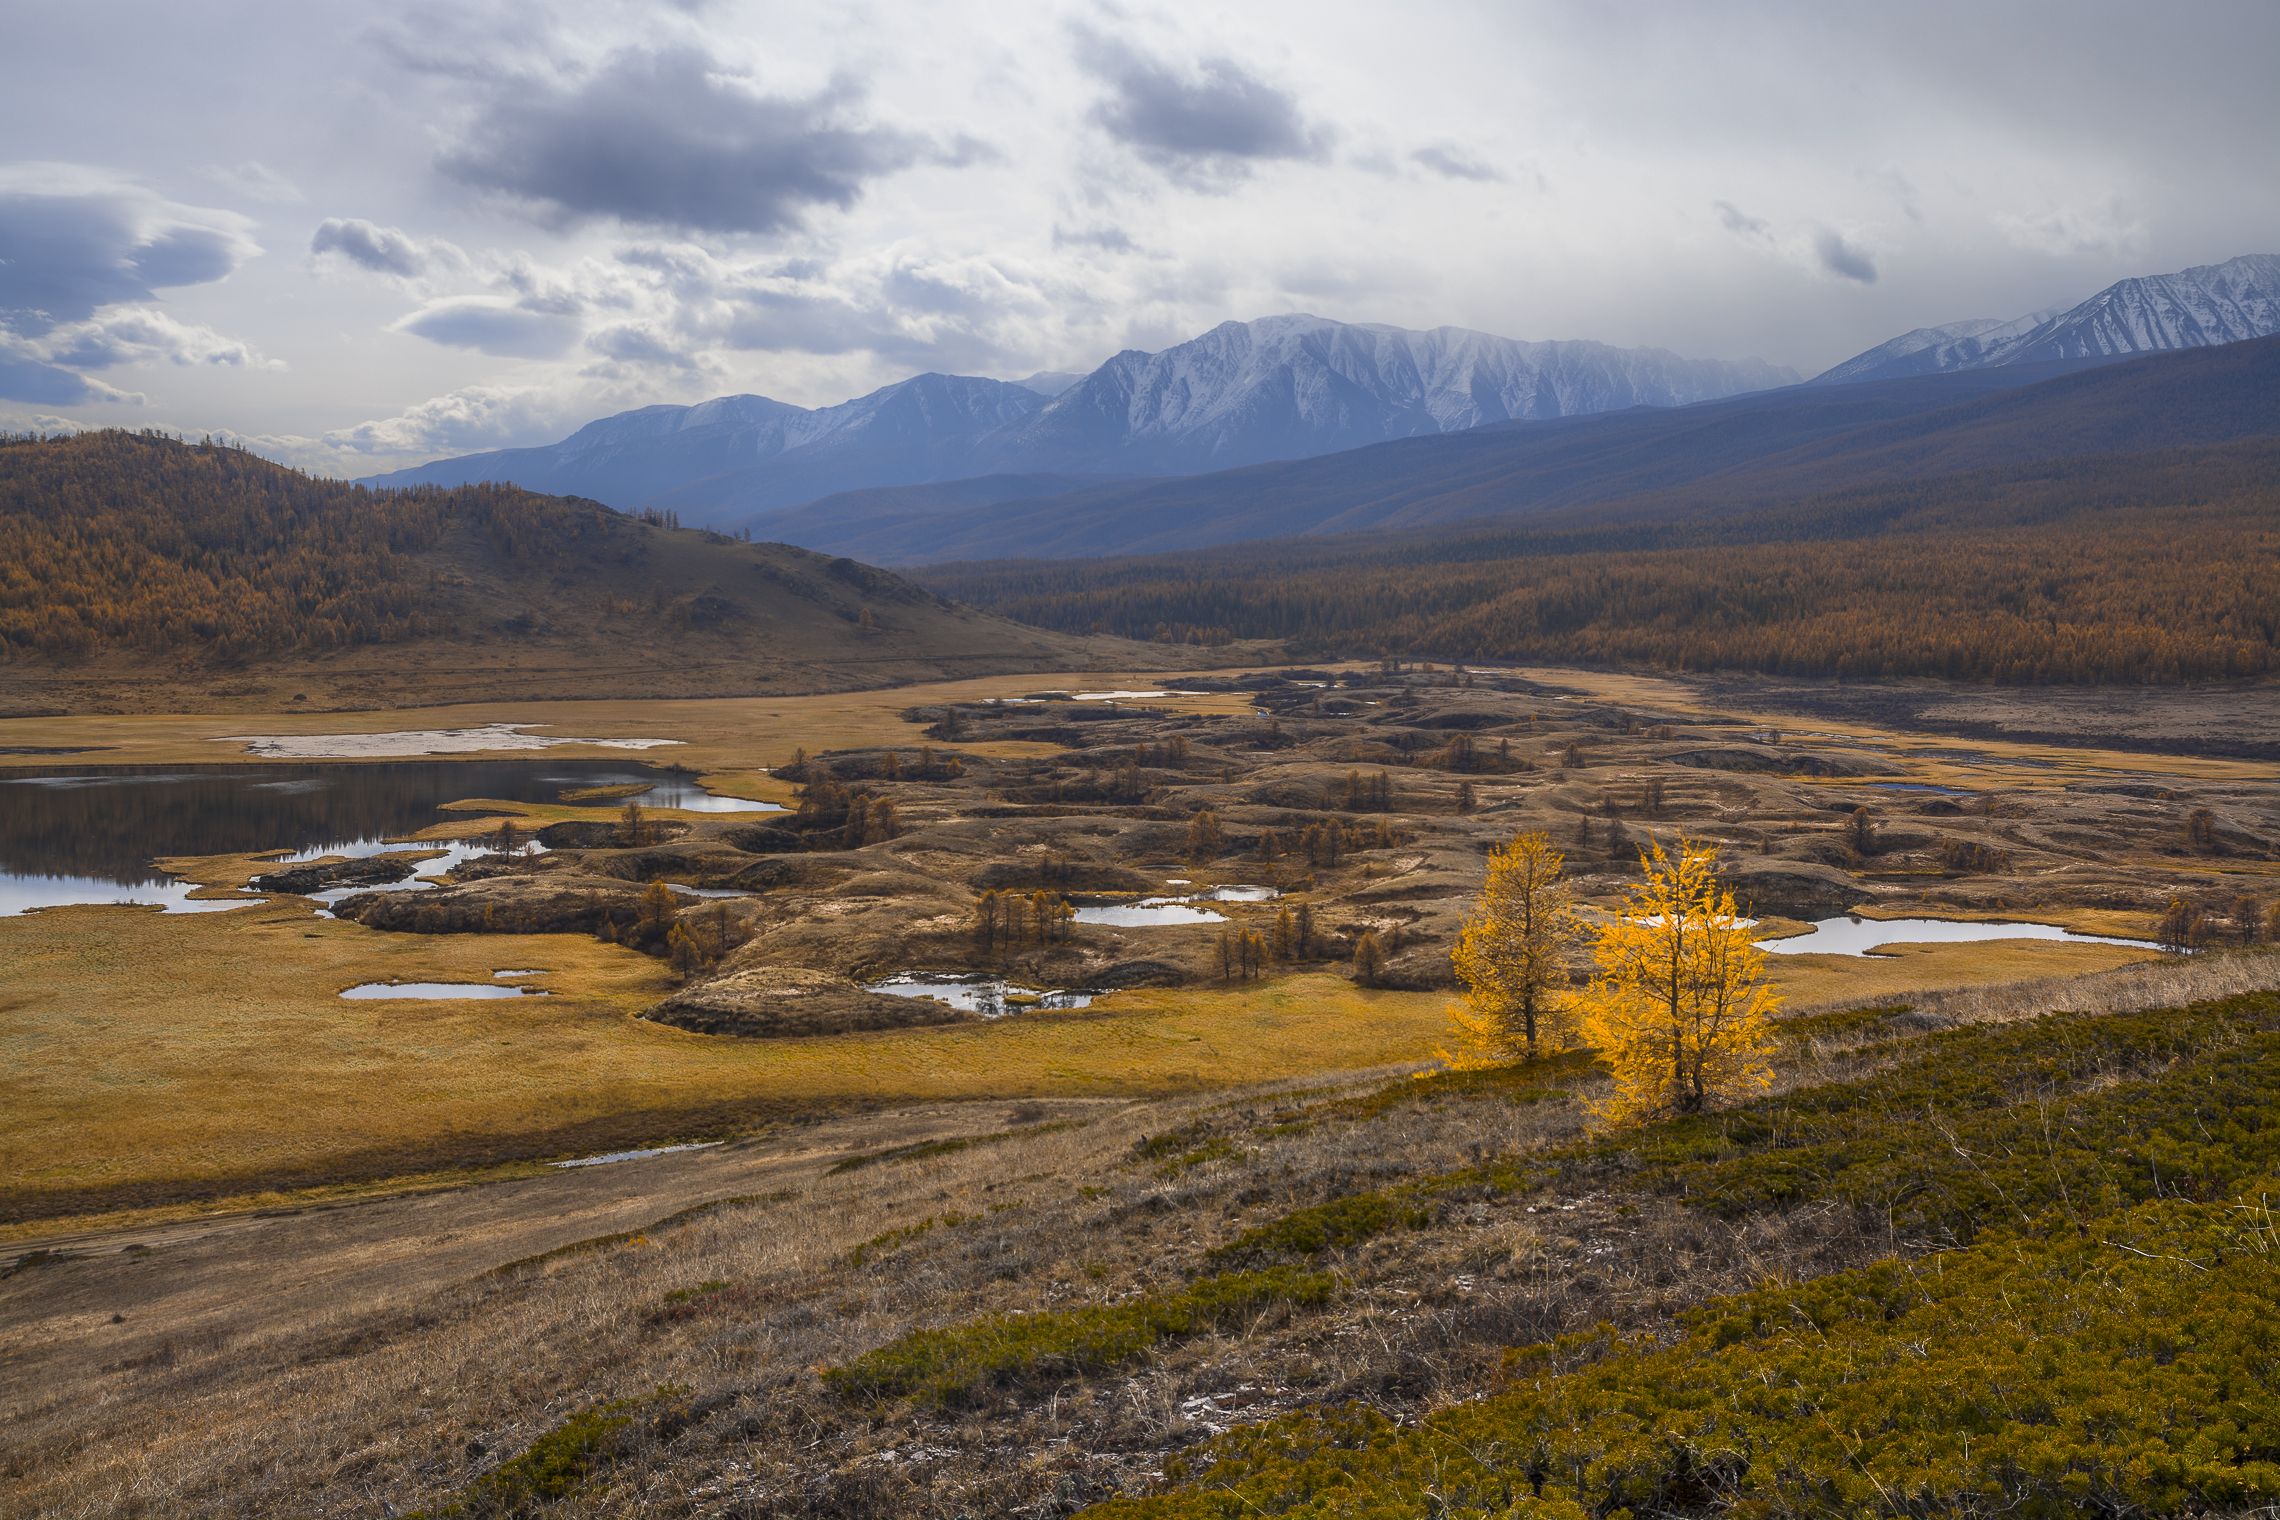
[2,0,2274,474]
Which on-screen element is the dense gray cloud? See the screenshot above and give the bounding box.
[1715,201,1771,238]
[0,167,259,336]
[1075,31,1331,184]
[312,217,441,277]
[437,47,929,234]
[0,166,260,403]
[1411,145,1503,183]
[1815,230,1878,284]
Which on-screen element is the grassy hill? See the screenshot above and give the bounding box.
[0,430,1215,714]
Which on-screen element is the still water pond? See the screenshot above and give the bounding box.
[1073,898,1228,927]
[0,760,778,914]
[339,981,550,999]
[1759,915,2159,956]
[866,974,1098,1017]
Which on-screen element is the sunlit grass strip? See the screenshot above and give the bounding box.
[826,1119,1088,1176]
[823,1268,1334,1408]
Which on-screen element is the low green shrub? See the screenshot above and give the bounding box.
[1100,1191,2280,1518]
[1208,1194,1434,1268]
[408,1399,636,1518]
[823,1268,1334,1408]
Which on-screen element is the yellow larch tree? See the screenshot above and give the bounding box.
[1439,830,1580,1068]
[1576,837,1777,1124]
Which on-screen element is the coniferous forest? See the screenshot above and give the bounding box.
[920,440,2280,684]
[0,429,616,660]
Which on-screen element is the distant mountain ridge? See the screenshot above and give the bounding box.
[789,336,2280,564]
[356,315,1797,516]
[1813,253,2280,385]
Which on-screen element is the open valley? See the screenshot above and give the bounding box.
[5,33,2279,1511]
[6,658,2277,1516]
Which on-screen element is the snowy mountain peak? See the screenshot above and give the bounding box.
[1813,255,2280,386]
[358,314,1797,515]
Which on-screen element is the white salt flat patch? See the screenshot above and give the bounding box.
[214,723,685,758]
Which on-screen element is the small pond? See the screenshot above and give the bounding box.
[339,981,550,999]
[1759,915,2159,957]
[1189,884,1281,902]
[1866,783,1976,796]
[1073,898,1228,927]
[0,760,775,914]
[866,973,1098,1017]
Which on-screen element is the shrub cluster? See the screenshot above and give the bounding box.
[1091,992,2280,1517]
[822,1268,1334,1409]
[1102,1193,2280,1518]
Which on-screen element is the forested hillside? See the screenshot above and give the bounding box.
[922,441,2280,684]
[0,430,1187,711]
[0,430,604,659]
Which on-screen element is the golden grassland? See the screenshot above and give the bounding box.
[5,662,2261,799]
[0,872,1465,1222]
[1,855,2160,1235]
[0,670,1256,779]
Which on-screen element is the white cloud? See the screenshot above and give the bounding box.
[318,383,569,456]
[42,306,278,370]
[1998,198,2149,260]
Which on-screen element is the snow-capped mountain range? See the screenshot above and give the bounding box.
[357,316,1797,515]
[1811,254,2280,385]
[361,255,2280,522]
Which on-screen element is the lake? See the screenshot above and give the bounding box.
[0,760,780,914]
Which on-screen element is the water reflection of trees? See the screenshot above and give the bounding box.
[0,762,658,884]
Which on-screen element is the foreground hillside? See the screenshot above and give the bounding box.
[7,952,2277,1517]
[0,431,1218,714]
[924,438,2280,685]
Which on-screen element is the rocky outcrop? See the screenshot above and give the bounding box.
[1717,860,1872,920]
[251,856,420,894]
[1663,746,1887,778]
[646,967,975,1038]
[330,874,656,934]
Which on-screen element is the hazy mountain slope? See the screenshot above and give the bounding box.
[796,338,2273,563]
[732,473,1144,534]
[1814,253,2280,385]
[356,374,1051,510]
[358,317,1793,522]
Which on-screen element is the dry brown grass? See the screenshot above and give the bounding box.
[2,1051,1888,1519]
[9,944,2233,1519]
[0,894,1453,1221]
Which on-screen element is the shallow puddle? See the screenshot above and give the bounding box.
[1073,898,1228,927]
[1759,915,2158,956]
[338,982,550,999]
[553,1141,723,1169]
[866,973,1097,1017]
